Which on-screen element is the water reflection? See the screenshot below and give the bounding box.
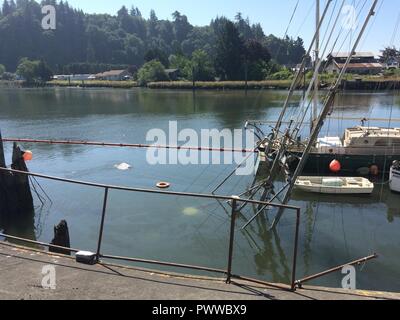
[292,184,400,223]
[0,208,36,244]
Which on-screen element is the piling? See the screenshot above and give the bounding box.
[50,220,71,256]
[0,131,34,219]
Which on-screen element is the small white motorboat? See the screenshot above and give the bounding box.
[295,176,374,195]
[389,161,400,193]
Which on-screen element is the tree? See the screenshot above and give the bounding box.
[0,64,5,75]
[0,1,306,76]
[186,49,215,81]
[36,60,53,81]
[243,39,271,80]
[172,11,192,44]
[215,21,244,80]
[380,47,400,63]
[16,58,38,83]
[137,60,168,85]
[144,48,169,67]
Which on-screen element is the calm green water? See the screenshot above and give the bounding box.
[1,87,400,292]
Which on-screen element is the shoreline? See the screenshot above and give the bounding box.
[2,78,400,91]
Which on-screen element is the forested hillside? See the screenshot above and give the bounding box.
[0,0,307,80]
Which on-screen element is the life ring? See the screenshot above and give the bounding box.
[156,182,170,189]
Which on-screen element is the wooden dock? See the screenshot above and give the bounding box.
[0,242,398,300]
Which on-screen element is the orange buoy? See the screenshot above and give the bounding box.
[156,182,170,189]
[329,159,341,173]
[23,150,33,161]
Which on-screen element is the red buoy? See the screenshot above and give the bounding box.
[329,159,341,173]
[23,150,33,162]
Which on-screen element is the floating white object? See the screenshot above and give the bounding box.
[295,176,374,195]
[390,161,400,193]
[114,163,131,171]
[182,207,199,216]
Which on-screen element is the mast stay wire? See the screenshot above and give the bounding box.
[290,0,346,138]
[292,0,371,136]
[284,0,357,129]
[390,11,400,47]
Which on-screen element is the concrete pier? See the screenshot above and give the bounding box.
[0,242,399,300]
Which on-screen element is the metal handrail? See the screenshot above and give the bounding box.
[0,166,301,291]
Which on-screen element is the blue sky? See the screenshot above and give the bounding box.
[66,0,399,53]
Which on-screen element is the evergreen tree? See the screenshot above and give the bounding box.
[215,21,244,80]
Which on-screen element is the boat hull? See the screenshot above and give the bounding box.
[288,146,400,175]
[295,177,374,195]
[390,168,400,193]
[295,184,374,194]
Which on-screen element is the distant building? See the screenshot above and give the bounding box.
[165,68,180,81]
[95,70,130,81]
[385,57,400,69]
[53,74,94,81]
[326,52,384,75]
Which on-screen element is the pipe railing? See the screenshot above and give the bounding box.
[0,166,301,291]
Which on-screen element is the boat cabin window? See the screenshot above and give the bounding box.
[375,139,389,146]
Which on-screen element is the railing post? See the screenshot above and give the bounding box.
[96,187,109,262]
[291,208,301,291]
[226,196,239,284]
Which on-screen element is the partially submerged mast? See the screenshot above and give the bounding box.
[312,0,320,133]
[266,0,334,154]
[271,0,379,228]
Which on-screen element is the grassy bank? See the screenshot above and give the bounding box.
[147,80,297,90]
[28,76,400,91]
[47,80,138,89]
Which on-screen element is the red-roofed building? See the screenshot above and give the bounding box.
[326,52,384,75]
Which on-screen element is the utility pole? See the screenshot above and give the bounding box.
[312,0,320,133]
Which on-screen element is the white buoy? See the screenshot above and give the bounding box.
[114,163,132,171]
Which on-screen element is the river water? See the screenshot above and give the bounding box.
[0,87,400,292]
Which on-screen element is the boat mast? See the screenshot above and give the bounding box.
[312,0,320,133]
[264,0,334,155]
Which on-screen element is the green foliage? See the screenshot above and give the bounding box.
[380,47,400,62]
[215,20,244,80]
[185,49,215,81]
[264,35,306,66]
[383,68,400,77]
[16,58,53,83]
[16,58,39,83]
[0,0,307,79]
[36,60,53,82]
[169,54,190,72]
[0,64,5,75]
[267,69,294,80]
[137,60,168,85]
[144,48,169,67]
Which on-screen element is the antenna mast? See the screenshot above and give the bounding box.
[313,0,320,132]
